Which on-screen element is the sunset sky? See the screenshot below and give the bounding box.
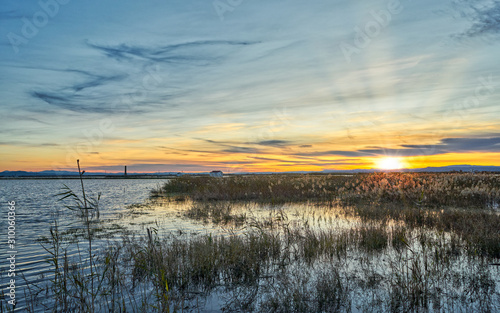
[1,0,500,173]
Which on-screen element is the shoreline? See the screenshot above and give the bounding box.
[0,175,177,180]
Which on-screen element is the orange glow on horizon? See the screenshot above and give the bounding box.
[1,145,500,173]
[376,157,405,170]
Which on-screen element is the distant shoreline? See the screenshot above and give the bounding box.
[2,171,500,180]
[0,175,177,180]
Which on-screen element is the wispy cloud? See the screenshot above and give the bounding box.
[31,90,131,114]
[222,147,261,154]
[0,10,23,19]
[87,40,259,64]
[0,140,60,147]
[295,136,500,158]
[403,136,500,153]
[256,140,293,147]
[454,0,500,38]
[70,72,128,92]
[297,150,371,157]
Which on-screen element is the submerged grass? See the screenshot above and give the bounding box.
[345,203,500,258]
[184,202,246,225]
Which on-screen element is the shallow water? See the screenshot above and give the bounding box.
[0,179,194,311]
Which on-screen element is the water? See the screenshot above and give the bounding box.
[0,179,175,311]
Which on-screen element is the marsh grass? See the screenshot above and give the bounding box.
[343,203,500,258]
[127,223,357,311]
[153,173,500,209]
[184,202,246,225]
[356,224,389,252]
[152,175,339,204]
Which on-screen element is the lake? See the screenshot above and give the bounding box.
[0,179,219,311]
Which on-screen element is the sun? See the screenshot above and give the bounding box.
[377,157,404,170]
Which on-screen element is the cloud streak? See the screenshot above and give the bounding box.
[295,136,500,158]
[87,40,259,64]
[454,0,500,38]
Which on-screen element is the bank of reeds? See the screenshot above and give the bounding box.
[152,173,500,208]
[153,173,500,259]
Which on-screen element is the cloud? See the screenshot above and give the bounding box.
[297,150,371,157]
[0,140,60,147]
[28,38,260,117]
[87,40,259,64]
[0,10,23,19]
[195,138,263,154]
[295,136,500,158]
[28,67,170,115]
[85,163,211,172]
[454,0,500,38]
[403,136,500,153]
[256,140,292,147]
[222,147,261,154]
[251,156,288,162]
[31,91,131,114]
[29,67,134,114]
[70,72,128,92]
[5,114,51,125]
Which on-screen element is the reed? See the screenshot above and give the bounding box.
[153,172,500,208]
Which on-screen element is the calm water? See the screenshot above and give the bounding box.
[0,179,185,311]
[0,179,169,247]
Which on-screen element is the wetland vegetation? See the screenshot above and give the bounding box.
[7,173,500,312]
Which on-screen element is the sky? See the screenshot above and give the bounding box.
[1,0,500,173]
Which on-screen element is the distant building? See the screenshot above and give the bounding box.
[210,170,223,178]
[176,172,185,177]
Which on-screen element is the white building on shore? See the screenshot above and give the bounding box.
[209,170,223,178]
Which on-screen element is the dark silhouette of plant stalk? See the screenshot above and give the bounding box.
[77,159,87,209]
[55,160,102,312]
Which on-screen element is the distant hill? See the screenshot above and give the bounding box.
[281,165,500,174]
[1,165,499,177]
[0,170,183,177]
[0,170,80,177]
[402,165,500,173]
[323,165,500,173]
